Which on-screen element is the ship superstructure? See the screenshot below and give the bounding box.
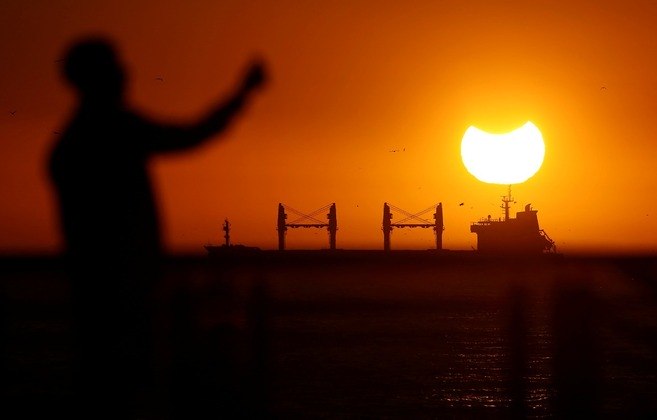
[470,187,556,254]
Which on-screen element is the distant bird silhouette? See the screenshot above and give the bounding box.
[9,110,16,116]
[600,86,607,91]
[53,131,61,135]
[459,202,464,206]
[389,149,398,153]
[155,76,164,82]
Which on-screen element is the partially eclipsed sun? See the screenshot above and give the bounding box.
[461,121,545,184]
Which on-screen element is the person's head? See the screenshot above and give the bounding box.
[62,38,126,105]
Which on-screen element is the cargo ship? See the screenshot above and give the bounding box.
[205,192,557,256]
[470,187,556,254]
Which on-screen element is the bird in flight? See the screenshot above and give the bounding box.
[459,202,464,206]
[9,110,16,116]
[155,76,165,82]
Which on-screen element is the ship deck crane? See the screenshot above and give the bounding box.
[383,202,443,251]
[277,203,337,250]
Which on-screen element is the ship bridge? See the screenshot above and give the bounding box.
[470,189,556,254]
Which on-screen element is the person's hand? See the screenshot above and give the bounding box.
[241,60,267,93]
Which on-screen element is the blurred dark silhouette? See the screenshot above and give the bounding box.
[48,37,266,419]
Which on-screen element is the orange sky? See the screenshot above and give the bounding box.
[2,0,657,255]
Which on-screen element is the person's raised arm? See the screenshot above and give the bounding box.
[144,60,266,153]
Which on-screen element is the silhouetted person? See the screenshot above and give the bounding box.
[48,38,266,419]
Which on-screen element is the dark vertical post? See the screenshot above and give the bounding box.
[553,273,599,418]
[247,271,270,418]
[508,278,528,419]
[434,202,443,250]
[327,203,337,250]
[277,204,286,251]
[383,203,392,251]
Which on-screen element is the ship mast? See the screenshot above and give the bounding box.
[223,218,231,247]
[501,185,514,221]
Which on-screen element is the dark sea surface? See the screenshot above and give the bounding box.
[2,253,657,418]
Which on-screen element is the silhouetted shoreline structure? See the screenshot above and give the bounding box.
[470,186,556,254]
[277,203,337,250]
[48,37,266,418]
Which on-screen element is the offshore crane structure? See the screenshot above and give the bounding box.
[382,202,444,251]
[277,203,337,250]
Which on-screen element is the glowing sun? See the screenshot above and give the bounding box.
[461,121,545,184]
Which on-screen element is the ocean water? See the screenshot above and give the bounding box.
[266,259,556,418]
[2,255,657,418]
